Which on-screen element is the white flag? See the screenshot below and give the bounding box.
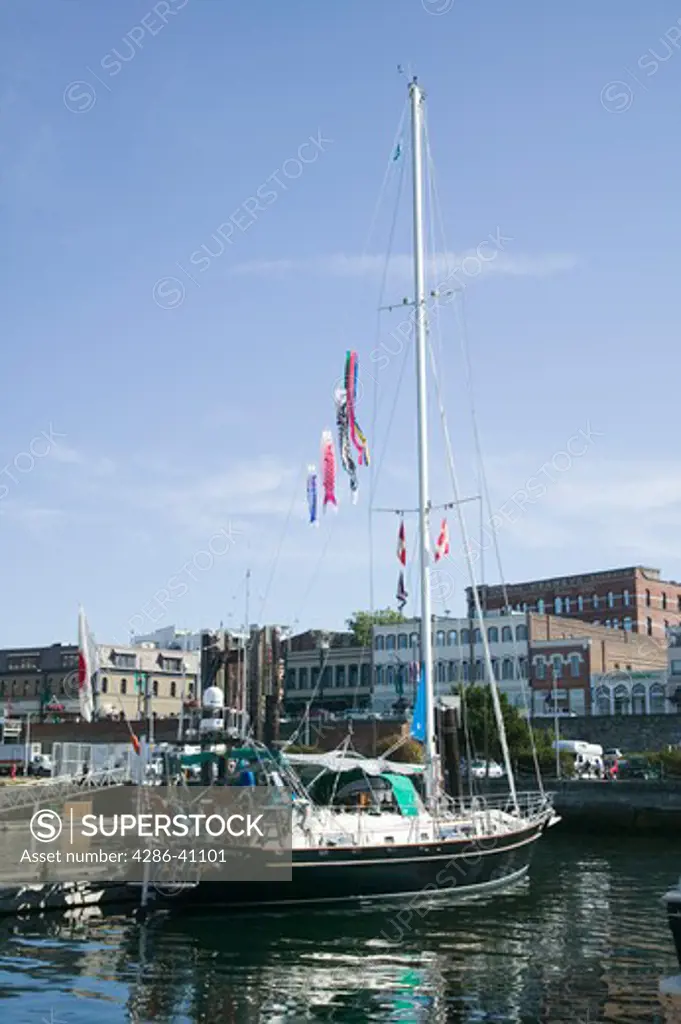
[77,606,95,722]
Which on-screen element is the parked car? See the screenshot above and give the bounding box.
[604,748,624,759]
[618,756,661,781]
[463,759,505,779]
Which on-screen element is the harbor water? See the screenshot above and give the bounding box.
[0,831,677,1023]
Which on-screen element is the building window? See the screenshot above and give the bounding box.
[375,635,385,651]
[101,677,108,694]
[61,653,78,669]
[113,653,136,669]
[335,666,345,688]
[518,657,527,678]
[462,661,470,682]
[121,679,127,695]
[448,661,458,682]
[502,658,514,680]
[569,654,580,678]
[473,628,482,643]
[410,633,419,648]
[554,597,563,614]
[152,680,159,697]
[646,617,653,637]
[349,664,359,688]
[375,666,383,687]
[535,657,546,680]
[623,617,632,632]
[23,681,31,696]
[161,657,182,672]
[169,681,176,698]
[516,625,528,641]
[613,685,630,715]
[645,589,651,607]
[398,633,408,650]
[286,669,296,691]
[564,597,571,614]
[447,630,457,646]
[663,592,668,610]
[487,627,499,643]
[386,666,394,690]
[632,684,646,715]
[492,658,500,680]
[436,662,446,684]
[623,589,630,607]
[551,655,562,679]
[8,656,39,672]
[537,598,545,614]
[607,591,614,609]
[592,594,599,609]
[678,595,681,613]
[596,687,610,715]
[671,660,681,676]
[577,595,584,612]
[502,626,512,642]
[361,663,370,687]
[310,666,320,690]
[299,667,309,690]
[385,635,395,651]
[474,660,484,681]
[649,684,666,714]
[460,629,470,645]
[435,630,445,647]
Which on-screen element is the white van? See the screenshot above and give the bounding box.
[553,740,604,778]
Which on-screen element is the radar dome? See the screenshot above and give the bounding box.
[202,686,225,710]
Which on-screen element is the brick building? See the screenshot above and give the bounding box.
[470,566,681,641]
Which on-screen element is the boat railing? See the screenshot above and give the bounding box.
[442,790,553,824]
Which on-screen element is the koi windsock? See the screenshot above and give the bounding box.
[321,431,337,509]
[307,466,319,525]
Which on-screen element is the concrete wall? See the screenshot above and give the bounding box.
[533,713,681,751]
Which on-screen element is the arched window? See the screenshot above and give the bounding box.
[386,635,395,651]
[462,661,470,682]
[170,681,176,698]
[551,655,563,679]
[121,678,127,695]
[349,664,359,688]
[565,596,571,614]
[554,596,563,614]
[518,657,527,678]
[436,662,446,684]
[613,684,630,715]
[623,589,630,607]
[473,628,482,644]
[410,632,419,648]
[435,630,445,647]
[577,595,584,612]
[101,677,108,694]
[375,666,383,687]
[607,591,614,609]
[631,684,646,715]
[596,687,610,715]
[487,626,499,643]
[502,626,512,642]
[335,666,345,688]
[646,617,653,636]
[361,663,370,687]
[300,667,309,689]
[447,629,457,646]
[645,589,651,607]
[152,679,159,697]
[649,684,666,714]
[398,633,408,649]
[474,660,484,681]
[662,592,668,610]
[23,681,31,696]
[537,598,545,614]
[592,594,599,609]
[502,658,514,680]
[375,635,385,651]
[535,657,546,680]
[460,629,470,645]
[516,624,528,641]
[448,661,458,682]
[386,665,394,689]
[623,617,632,632]
[492,658,500,680]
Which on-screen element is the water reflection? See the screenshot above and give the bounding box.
[0,834,676,1023]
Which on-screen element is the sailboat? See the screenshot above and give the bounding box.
[160,77,557,911]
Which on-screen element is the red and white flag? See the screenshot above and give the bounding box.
[397,519,406,566]
[434,518,450,562]
[77,606,97,722]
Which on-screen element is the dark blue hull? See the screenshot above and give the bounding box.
[167,820,545,909]
[667,888,681,970]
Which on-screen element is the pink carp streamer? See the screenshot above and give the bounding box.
[321,430,337,510]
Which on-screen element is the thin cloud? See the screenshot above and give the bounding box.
[230,250,578,281]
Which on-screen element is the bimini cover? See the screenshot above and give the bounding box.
[382,773,420,817]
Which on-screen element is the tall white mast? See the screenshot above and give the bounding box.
[410,78,438,804]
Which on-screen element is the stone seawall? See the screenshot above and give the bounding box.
[489,777,681,834]
[533,714,681,752]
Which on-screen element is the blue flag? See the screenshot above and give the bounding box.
[410,667,426,742]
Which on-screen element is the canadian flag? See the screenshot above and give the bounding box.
[434,518,450,562]
[397,519,406,566]
[77,606,96,722]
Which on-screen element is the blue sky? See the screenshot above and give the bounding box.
[2,0,681,648]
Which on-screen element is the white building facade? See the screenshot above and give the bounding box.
[371,612,531,715]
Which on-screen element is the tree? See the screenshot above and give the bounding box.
[376,734,424,764]
[347,608,405,647]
